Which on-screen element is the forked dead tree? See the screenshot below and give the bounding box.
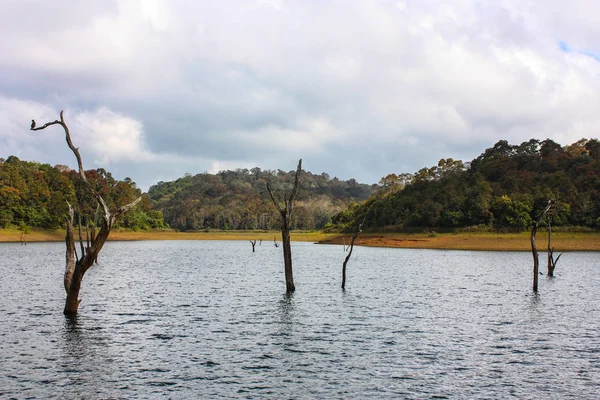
[547,216,562,277]
[531,199,555,291]
[250,240,257,252]
[341,219,364,290]
[267,159,302,292]
[31,111,142,315]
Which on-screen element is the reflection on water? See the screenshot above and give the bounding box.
[0,241,599,399]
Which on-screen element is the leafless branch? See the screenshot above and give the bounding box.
[77,210,85,258]
[113,196,143,221]
[531,198,556,291]
[342,218,365,289]
[32,110,111,223]
[266,182,283,214]
[287,159,302,216]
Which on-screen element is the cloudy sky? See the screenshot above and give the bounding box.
[1,0,600,191]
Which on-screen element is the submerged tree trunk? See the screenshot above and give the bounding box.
[531,223,540,292]
[64,269,83,315]
[531,199,555,292]
[546,217,562,277]
[547,218,552,276]
[281,216,295,292]
[250,240,256,252]
[267,159,302,293]
[342,220,364,290]
[32,111,141,315]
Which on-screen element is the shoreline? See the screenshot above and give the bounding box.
[318,232,600,252]
[1,228,599,251]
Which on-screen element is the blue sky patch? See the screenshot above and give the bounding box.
[558,40,600,61]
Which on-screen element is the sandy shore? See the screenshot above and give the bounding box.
[0,228,335,244]
[319,232,600,251]
[1,228,598,251]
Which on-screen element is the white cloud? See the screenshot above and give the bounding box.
[2,0,600,189]
[73,107,155,164]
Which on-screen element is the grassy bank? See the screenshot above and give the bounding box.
[1,228,598,251]
[319,231,600,251]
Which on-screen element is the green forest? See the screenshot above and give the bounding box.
[0,156,166,231]
[332,138,600,232]
[147,168,374,230]
[0,156,374,231]
[2,138,600,233]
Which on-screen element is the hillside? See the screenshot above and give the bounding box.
[6,138,599,235]
[332,138,600,232]
[148,167,376,231]
[0,156,166,230]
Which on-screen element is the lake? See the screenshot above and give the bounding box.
[0,240,599,399]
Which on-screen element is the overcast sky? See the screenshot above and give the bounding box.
[2,0,600,191]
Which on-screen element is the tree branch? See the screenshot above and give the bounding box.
[266,182,283,214]
[287,159,302,216]
[113,196,143,221]
[64,202,75,293]
[342,218,365,289]
[31,119,61,131]
[77,209,85,259]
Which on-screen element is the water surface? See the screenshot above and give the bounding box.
[0,241,598,398]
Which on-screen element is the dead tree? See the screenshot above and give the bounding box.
[18,223,29,245]
[267,159,302,292]
[341,220,364,290]
[32,111,141,315]
[546,216,562,277]
[250,240,257,252]
[273,236,279,248]
[18,232,28,245]
[531,199,555,291]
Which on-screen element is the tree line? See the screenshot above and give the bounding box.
[0,156,167,231]
[331,138,600,232]
[4,137,600,235]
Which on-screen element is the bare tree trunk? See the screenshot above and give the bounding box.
[547,218,554,277]
[64,268,83,315]
[250,240,256,252]
[281,216,295,292]
[64,204,75,293]
[531,199,555,292]
[546,217,562,276]
[342,220,364,290]
[531,223,540,292]
[32,111,142,315]
[267,159,302,293]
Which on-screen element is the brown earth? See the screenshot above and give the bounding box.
[2,228,598,251]
[318,232,600,251]
[0,228,336,244]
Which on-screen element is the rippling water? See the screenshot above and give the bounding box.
[0,240,599,399]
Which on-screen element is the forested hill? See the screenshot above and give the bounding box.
[148,168,376,231]
[332,138,600,232]
[0,156,166,230]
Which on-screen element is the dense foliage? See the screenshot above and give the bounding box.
[0,156,167,230]
[148,168,375,231]
[7,138,598,234]
[332,138,600,232]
